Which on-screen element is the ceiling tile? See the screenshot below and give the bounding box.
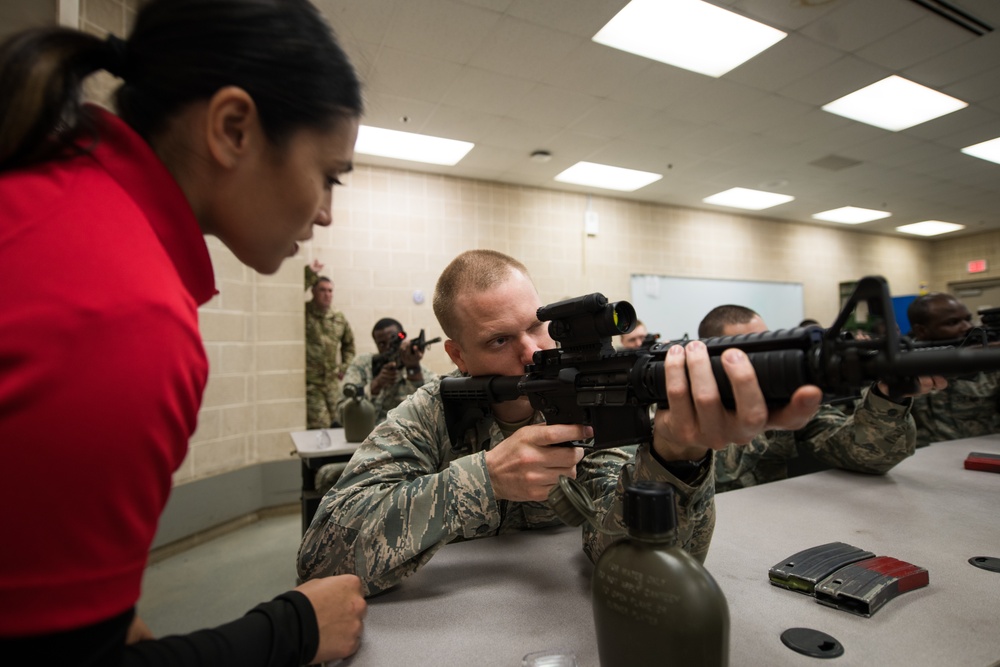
[505,0,627,37]
[799,0,924,51]
[604,62,713,112]
[441,67,536,115]
[567,100,660,140]
[504,83,601,127]
[663,79,768,126]
[385,0,502,64]
[904,29,1000,88]
[761,108,851,144]
[722,0,844,32]
[455,0,515,11]
[541,40,654,98]
[422,105,504,142]
[904,105,994,141]
[945,64,1000,103]
[856,15,974,71]
[360,92,439,133]
[466,15,583,80]
[714,93,814,134]
[777,55,888,106]
[369,47,463,103]
[725,33,843,93]
[318,0,397,46]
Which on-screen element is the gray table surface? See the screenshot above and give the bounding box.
[339,436,1000,667]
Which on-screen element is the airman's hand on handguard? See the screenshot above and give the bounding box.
[653,342,823,463]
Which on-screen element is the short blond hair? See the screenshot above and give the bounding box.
[433,249,530,340]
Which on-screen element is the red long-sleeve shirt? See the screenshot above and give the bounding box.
[0,107,215,635]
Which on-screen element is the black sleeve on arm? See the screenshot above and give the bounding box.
[123,591,319,667]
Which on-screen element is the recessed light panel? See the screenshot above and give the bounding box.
[554,162,663,192]
[592,0,787,78]
[812,207,892,224]
[961,137,1000,165]
[895,220,965,236]
[354,126,474,166]
[702,187,794,210]
[822,75,967,131]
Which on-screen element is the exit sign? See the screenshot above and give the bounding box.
[968,259,988,273]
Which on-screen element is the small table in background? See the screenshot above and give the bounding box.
[289,428,360,534]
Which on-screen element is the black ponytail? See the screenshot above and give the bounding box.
[0,0,363,172]
[0,29,113,170]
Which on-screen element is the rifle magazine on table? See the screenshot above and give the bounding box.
[814,556,929,617]
[768,542,875,595]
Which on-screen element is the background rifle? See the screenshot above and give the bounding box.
[372,329,442,377]
[978,306,1000,332]
[899,305,1000,353]
[441,276,1000,451]
[959,305,1000,347]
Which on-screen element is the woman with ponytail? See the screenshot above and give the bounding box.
[0,1,367,664]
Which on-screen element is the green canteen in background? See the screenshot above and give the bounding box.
[341,383,376,443]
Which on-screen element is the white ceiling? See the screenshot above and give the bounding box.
[316,0,1000,240]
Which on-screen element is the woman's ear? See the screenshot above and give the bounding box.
[204,86,259,170]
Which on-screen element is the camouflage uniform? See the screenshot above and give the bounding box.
[305,267,355,429]
[297,372,716,596]
[336,352,438,424]
[911,371,1000,448]
[715,385,915,492]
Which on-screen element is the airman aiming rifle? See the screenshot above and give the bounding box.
[372,328,442,377]
[441,276,1000,451]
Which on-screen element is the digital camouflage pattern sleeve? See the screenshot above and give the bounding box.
[910,371,1000,447]
[714,384,915,492]
[583,445,716,565]
[297,373,717,595]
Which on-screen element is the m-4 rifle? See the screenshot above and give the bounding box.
[441,276,1000,450]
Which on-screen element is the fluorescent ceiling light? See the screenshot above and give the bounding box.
[554,161,663,192]
[592,0,787,78]
[961,137,1000,165]
[812,206,892,224]
[822,75,967,131]
[895,220,965,237]
[702,187,794,210]
[354,125,474,166]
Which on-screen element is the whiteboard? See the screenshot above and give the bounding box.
[628,275,804,341]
